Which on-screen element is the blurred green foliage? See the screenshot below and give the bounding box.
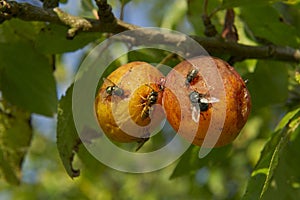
[1,0,300,199]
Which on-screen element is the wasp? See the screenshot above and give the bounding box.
[189,91,219,122]
[185,68,199,87]
[140,84,159,120]
[103,78,124,98]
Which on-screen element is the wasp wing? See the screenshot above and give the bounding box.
[99,78,116,100]
[200,97,220,104]
[191,104,201,123]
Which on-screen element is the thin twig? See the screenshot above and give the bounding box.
[203,0,208,16]
[155,53,181,69]
[54,8,93,38]
[208,6,222,18]
[120,2,125,20]
[201,0,217,37]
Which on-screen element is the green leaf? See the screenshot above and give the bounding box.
[170,146,199,179]
[284,4,300,40]
[57,84,81,178]
[128,48,180,70]
[81,0,96,11]
[77,142,106,177]
[0,42,57,116]
[275,108,300,132]
[0,100,33,185]
[296,72,300,84]
[170,145,232,179]
[160,0,187,29]
[240,5,300,48]
[246,60,288,111]
[0,19,43,43]
[119,0,132,6]
[242,115,297,199]
[242,132,282,199]
[35,24,103,54]
[128,48,166,63]
[187,0,222,35]
[262,130,300,199]
[221,0,300,9]
[221,0,281,9]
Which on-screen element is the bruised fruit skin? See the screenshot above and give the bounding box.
[95,62,164,143]
[163,56,251,147]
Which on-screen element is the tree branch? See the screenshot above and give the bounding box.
[191,37,300,63]
[0,0,136,37]
[0,0,300,63]
[95,0,115,23]
[202,0,217,37]
[40,0,58,9]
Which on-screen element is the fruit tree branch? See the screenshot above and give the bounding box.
[191,36,300,63]
[94,0,115,23]
[0,0,300,63]
[40,0,59,9]
[0,0,136,37]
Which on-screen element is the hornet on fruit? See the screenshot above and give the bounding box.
[140,84,159,120]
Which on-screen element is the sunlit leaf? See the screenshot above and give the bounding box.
[275,108,300,131]
[57,84,81,178]
[239,5,300,48]
[289,115,300,140]
[242,112,298,199]
[295,72,300,84]
[0,42,57,116]
[262,130,300,199]
[242,131,282,199]
[0,100,33,185]
[161,0,187,29]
